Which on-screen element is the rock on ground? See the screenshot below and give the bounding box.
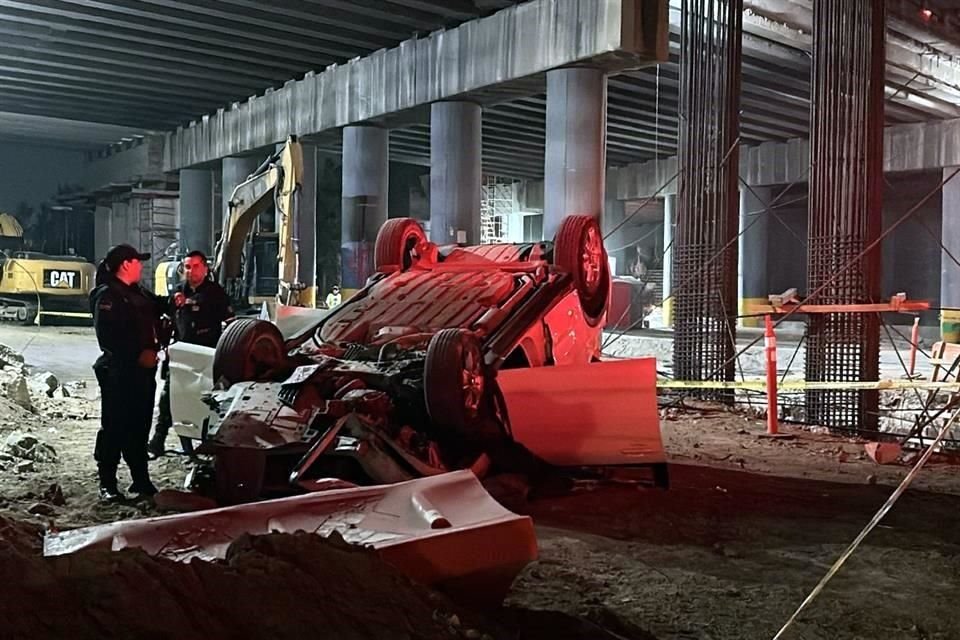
[4,431,57,463]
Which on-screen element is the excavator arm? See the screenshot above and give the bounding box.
[214,136,306,307]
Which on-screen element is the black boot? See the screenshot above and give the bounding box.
[128,480,158,498]
[147,432,166,458]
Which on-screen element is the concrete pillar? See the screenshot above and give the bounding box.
[94,204,112,260]
[298,143,318,303]
[602,177,625,275]
[179,168,214,255]
[430,101,481,245]
[543,67,607,239]
[221,155,260,237]
[662,194,675,327]
[341,125,388,296]
[739,187,770,328]
[942,167,960,341]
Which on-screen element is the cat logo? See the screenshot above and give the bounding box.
[45,270,80,289]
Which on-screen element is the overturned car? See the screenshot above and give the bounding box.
[169,215,665,503]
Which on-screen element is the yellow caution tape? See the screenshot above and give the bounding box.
[657,379,960,392]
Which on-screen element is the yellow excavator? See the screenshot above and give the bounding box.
[0,212,96,325]
[156,136,314,312]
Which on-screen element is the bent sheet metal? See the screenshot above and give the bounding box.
[44,471,537,605]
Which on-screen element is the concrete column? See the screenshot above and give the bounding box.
[221,155,260,237]
[662,194,675,327]
[543,67,607,239]
[602,177,625,275]
[298,143,318,303]
[94,204,112,260]
[430,101,481,245]
[942,167,960,341]
[341,125,388,295]
[739,187,770,328]
[179,168,214,255]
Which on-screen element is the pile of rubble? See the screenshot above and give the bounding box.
[0,342,86,416]
[0,527,496,640]
[880,389,960,446]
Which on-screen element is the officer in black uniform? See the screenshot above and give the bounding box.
[149,250,234,456]
[91,244,166,501]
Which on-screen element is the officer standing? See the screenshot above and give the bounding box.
[91,244,164,501]
[149,250,234,456]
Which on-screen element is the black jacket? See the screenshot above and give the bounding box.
[172,279,234,349]
[90,278,167,370]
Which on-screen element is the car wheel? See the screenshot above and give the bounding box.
[424,329,486,434]
[374,218,426,274]
[213,318,286,386]
[553,215,611,324]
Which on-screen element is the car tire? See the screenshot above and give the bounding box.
[213,318,286,386]
[374,218,426,274]
[424,329,485,434]
[553,215,611,324]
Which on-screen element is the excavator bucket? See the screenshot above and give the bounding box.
[498,357,665,467]
[44,471,537,606]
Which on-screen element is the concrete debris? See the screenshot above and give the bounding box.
[52,385,71,399]
[16,460,35,474]
[864,442,902,465]
[3,375,32,411]
[26,502,55,516]
[4,431,58,463]
[27,372,58,398]
[42,484,65,507]
[0,344,24,369]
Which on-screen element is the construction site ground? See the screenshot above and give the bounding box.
[0,325,958,639]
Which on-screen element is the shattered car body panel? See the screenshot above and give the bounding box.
[170,216,665,499]
[44,471,537,605]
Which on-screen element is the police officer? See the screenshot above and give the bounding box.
[91,244,165,501]
[149,250,234,456]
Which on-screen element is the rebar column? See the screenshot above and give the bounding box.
[805,0,885,434]
[341,125,388,297]
[672,0,743,399]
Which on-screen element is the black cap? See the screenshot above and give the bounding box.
[104,244,150,271]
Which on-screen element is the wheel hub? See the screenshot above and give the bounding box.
[461,348,484,414]
[581,226,604,294]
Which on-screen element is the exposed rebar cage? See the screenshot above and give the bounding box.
[805,0,886,433]
[672,0,743,400]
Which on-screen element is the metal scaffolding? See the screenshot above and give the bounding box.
[137,195,178,291]
[480,175,512,244]
[672,0,743,399]
[804,0,886,434]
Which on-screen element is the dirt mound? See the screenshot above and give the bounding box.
[0,515,42,554]
[0,531,494,640]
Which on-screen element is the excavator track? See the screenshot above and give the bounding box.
[0,298,38,325]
